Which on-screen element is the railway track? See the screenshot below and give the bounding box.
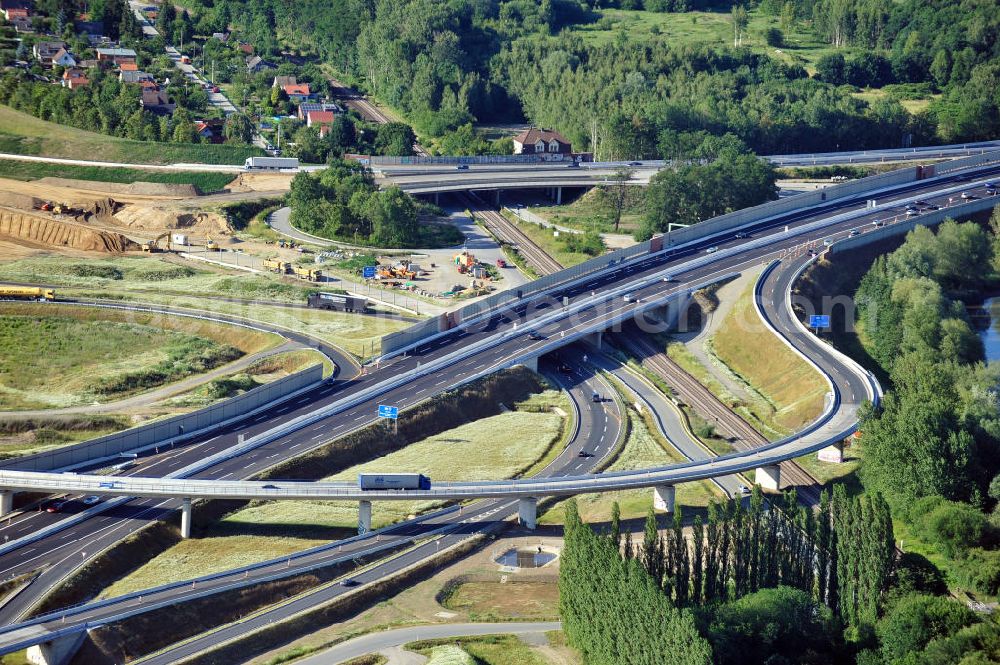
[463,195,563,275]
[618,328,822,505]
[328,77,428,156]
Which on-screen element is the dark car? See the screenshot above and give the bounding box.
[567,161,580,168]
[914,200,928,206]
[455,164,469,170]
[629,161,643,166]
[262,484,280,490]
[528,331,544,341]
[340,578,359,587]
[46,500,68,513]
[577,450,592,458]
[734,232,748,239]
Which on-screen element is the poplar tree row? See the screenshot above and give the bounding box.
[598,486,894,628]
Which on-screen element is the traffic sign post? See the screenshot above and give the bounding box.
[378,404,399,433]
[362,265,376,279]
[809,314,831,331]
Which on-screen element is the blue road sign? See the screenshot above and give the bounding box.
[378,404,399,419]
[362,265,376,279]
[809,315,831,329]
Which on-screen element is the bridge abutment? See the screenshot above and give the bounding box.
[519,356,539,372]
[180,498,192,538]
[755,465,781,491]
[652,485,676,513]
[518,497,537,530]
[583,331,603,350]
[26,632,86,665]
[359,500,372,535]
[0,490,13,517]
[818,441,844,463]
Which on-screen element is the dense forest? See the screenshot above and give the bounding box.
[854,213,1000,599]
[173,0,1000,157]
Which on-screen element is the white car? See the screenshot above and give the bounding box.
[738,485,751,495]
[705,246,718,254]
[623,293,637,303]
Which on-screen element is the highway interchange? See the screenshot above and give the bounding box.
[0,152,998,662]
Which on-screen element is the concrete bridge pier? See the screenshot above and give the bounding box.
[519,356,539,372]
[555,187,562,205]
[180,498,192,538]
[755,465,781,491]
[0,490,13,517]
[518,497,537,530]
[26,631,86,665]
[653,485,676,513]
[818,440,844,463]
[494,190,501,207]
[434,192,440,206]
[359,500,372,535]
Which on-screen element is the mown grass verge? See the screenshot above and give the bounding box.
[0,158,235,193]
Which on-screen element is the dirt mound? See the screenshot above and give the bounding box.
[114,206,231,236]
[225,172,293,193]
[0,191,41,210]
[0,207,137,253]
[35,177,200,197]
[82,197,123,223]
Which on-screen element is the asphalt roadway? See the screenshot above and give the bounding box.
[0,165,995,631]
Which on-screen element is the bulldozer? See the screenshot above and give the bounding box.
[206,238,220,251]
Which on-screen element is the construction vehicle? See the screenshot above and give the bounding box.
[293,266,323,282]
[0,285,55,301]
[206,238,220,251]
[140,232,173,253]
[377,262,417,280]
[307,292,369,312]
[453,250,476,274]
[263,258,291,274]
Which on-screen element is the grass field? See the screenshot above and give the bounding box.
[0,158,236,193]
[528,188,645,234]
[443,581,560,620]
[540,406,721,526]
[502,210,598,268]
[0,304,275,410]
[568,8,857,73]
[707,279,828,436]
[0,105,260,165]
[0,417,126,460]
[100,406,565,597]
[0,256,314,303]
[408,635,553,665]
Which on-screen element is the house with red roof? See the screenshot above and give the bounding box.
[282,83,314,104]
[512,128,572,156]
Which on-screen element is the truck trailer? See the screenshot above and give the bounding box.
[307,292,369,313]
[0,286,55,301]
[358,473,431,490]
[244,156,300,171]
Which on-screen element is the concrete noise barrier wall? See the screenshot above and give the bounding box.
[0,364,324,472]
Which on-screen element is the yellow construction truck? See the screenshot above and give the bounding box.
[263,258,292,274]
[293,266,323,282]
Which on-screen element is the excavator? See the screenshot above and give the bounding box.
[140,232,172,253]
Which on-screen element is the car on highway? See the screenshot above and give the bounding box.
[527,331,544,341]
[262,484,280,490]
[705,246,719,254]
[986,181,996,189]
[455,164,469,170]
[662,275,673,282]
[734,232,748,239]
[988,188,998,196]
[961,191,973,199]
[45,500,68,513]
[914,200,928,207]
[872,220,884,228]
[623,293,637,303]
[592,391,601,403]
[738,485,751,495]
[82,496,101,506]
[340,578,359,587]
[558,363,572,374]
[567,161,580,168]
[905,204,919,212]
[577,450,593,458]
[849,229,860,236]
[629,161,643,166]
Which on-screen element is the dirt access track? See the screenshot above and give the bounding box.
[0,172,291,254]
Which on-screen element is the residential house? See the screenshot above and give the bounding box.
[61,68,89,89]
[237,42,253,55]
[211,32,228,42]
[119,62,138,72]
[119,69,153,84]
[246,55,272,73]
[51,48,77,68]
[95,47,137,65]
[272,75,296,88]
[297,101,340,120]
[33,41,67,65]
[306,110,335,137]
[10,15,32,32]
[512,128,572,156]
[140,88,175,114]
[193,118,225,143]
[282,83,313,104]
[0,0,32,21]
